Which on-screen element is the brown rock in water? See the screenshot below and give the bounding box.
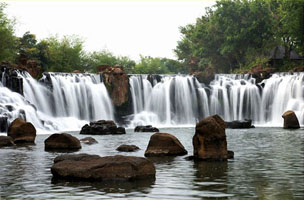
[80,137,98,145]
[45,133,81,151]
[282,110,300,129]
[0,136,15,147]
[193,115,228,161]
[8,118,36,144]
[80,120,126,135]
[51,154,156,181]
[144,133,187,157]
[116,144,140,152]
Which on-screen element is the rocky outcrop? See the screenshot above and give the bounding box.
[193,67,215,85]
[80,137,98,145]
[51,154,156,181]
[0,116,8,132]
[134,125,159,132]
[97,65,132,124]
[246,65,275,84]
[0,62,24,95]
[7,118,36,144]
[45,133,81,151]
[144,133,187,157]
[282,110,300,129]
[193,115,228,161]
[225,119,255,129]
[80,120,126,135]
[116,144,140,152]
[0,136,15,147]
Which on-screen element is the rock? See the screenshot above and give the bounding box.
[228,150,234,159]
[134,125,159,132]
[80,120,126,135]
[144,133,187,157]
[97,65,133,125]
[193,67,215,85]
[247,65,275,84]
[51,154,156,181]
[225,119,255,129]
[7,118,36,144]
[45,133,81,151]
[282,110,300,129]
[80,137,98,145]
[116,144,140,152]
[0,63,24,95]
[0,116,8,132]
[193,115,228,161]
[0,136,15,147]
[72,70,81,73]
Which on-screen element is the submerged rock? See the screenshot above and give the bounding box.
[282,110,300,129]
[51,154,156,181]
[45,133,81,152]
[134,125,159,132]
[144,133,187,157]
[225,119,255,129]
[80,120,126,135]
[193,115,228,161]
[116,144,140,152]
[0,136,15,147]
[80,137,98,145]
[7,118,36,144]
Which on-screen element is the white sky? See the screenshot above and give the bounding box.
[4,0,215,61]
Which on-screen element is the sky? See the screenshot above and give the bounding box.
[4,0,215,61]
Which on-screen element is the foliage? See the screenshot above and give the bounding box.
[133,56,170,74]
[175,0,304,73]
[0,3,17,62]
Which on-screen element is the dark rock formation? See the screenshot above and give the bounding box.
[193,115,228,161]
[116,144,140,152]
[0,62,24,95]
[51,154,156,181]
[134,125,159,132]
[225,119,255,129]
[0,116,8,132]
[80,137,98,145]
[193,68,215,85]
[227,150,234,159]
[7,118,36,144]
[97,65,132,124]
[144,133,187,157]
[0,136,15,147]
[147,74,162,85]
[80,120,126,135]
[246,65,275,84]
[282,110,300,129]
[45,133,81,151]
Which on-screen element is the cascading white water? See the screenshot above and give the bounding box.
[129,73,304,127]
[0,71,114,133]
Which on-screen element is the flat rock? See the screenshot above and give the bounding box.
[51,154,156,181]
[225,119,255,129]
[144,132,187,157]
[116,144,140,152]
[80,120,126,135]
[0,136,15,147]
[134,125,159,132]
[80,137,98,145]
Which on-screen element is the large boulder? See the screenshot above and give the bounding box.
[135,125,159,132]
[0,136,15,147]
[193,115,228,161]
[80,120,126,135]
[144,133,187,157]
[116,144,140,152]
[45,133,81,151]
[282,111,300,129]
[51,154,156,181]
[7,118,36,144]
[225,119,255,129]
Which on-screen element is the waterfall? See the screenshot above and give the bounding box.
[0,71,114,133]
[129,73,304,127]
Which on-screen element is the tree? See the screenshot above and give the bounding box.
[17,31,39,64]
[133,56,170,74]
[43,35,84,72]
[0,3,17,62]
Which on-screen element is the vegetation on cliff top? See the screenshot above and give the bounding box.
[0,1,303,75]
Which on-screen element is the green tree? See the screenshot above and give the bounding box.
[133,56,170,74]
[43,35,84,72]
[0,3,17,62]
[17,31,39,64]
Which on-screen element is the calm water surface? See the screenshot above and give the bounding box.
[0,127,303,199]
